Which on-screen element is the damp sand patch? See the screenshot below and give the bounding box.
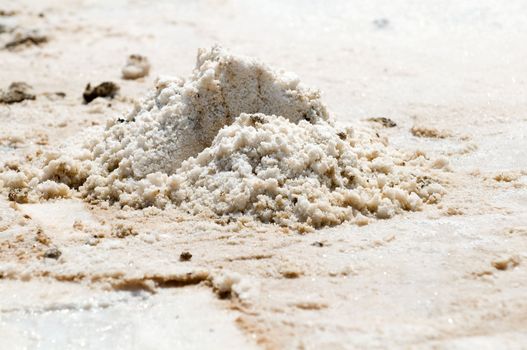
[0,46,445,229]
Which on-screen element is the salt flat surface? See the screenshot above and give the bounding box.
[1,0,526,348]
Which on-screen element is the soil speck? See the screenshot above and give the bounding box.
[43,247,62,259]
[180,251,193,261]
[367,117,397,128]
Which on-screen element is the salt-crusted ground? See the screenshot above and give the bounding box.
[1,0,527,349]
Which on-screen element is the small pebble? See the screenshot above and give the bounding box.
[180,251,192,261]
[44,247,62,259]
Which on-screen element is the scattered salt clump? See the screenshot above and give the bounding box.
[122,54,151,80]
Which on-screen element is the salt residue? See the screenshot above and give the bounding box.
[0,46,444,229]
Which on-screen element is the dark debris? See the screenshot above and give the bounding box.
[83,82,119,103]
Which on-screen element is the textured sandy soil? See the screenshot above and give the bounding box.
[1,0,527,349]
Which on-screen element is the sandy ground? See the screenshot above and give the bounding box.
[1,0,527,349]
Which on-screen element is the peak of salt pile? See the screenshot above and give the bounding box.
[1,46,444,229]
[98,45,328,177]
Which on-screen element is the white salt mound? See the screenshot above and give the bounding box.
[0,46,444,229]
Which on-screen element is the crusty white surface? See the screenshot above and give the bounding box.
[1,0,526,349]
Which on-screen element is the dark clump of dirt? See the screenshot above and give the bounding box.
[0,82,36,104]
[179,251,193,261]
[83,82,119,103]
[367,117,397,128]
[43,247,62,259]
[5,29,48,50]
